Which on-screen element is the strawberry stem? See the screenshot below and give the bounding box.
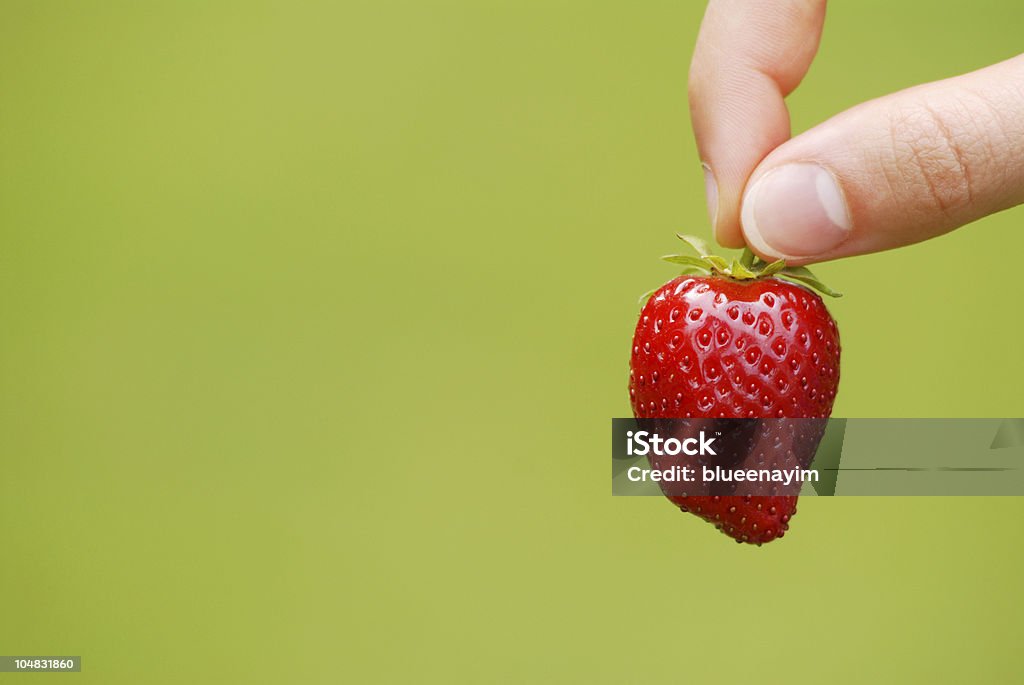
[654,234,843,299]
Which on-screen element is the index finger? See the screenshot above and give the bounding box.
[689,0,827,247]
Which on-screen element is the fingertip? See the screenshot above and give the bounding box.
[715,226,747,250]
[701,162,721,240]
[710,197,746,249]
[740,163,853,262]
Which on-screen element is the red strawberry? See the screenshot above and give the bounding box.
[629,235,841,545]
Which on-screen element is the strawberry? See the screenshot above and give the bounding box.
[629,235,841,545]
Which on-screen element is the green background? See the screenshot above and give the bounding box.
[2,1,1023,682]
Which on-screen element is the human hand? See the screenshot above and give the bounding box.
[689,0,1024,265]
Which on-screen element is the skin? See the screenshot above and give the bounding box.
[690,0,1024,264]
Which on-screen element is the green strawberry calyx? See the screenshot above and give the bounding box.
[647,233,841,301]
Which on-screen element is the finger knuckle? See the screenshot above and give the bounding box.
[887,101,979,219]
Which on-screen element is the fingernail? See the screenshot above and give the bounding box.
[741,163,852,259]
[702,162,718,234]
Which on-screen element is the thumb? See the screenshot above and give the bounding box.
[739,54,1024,264]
